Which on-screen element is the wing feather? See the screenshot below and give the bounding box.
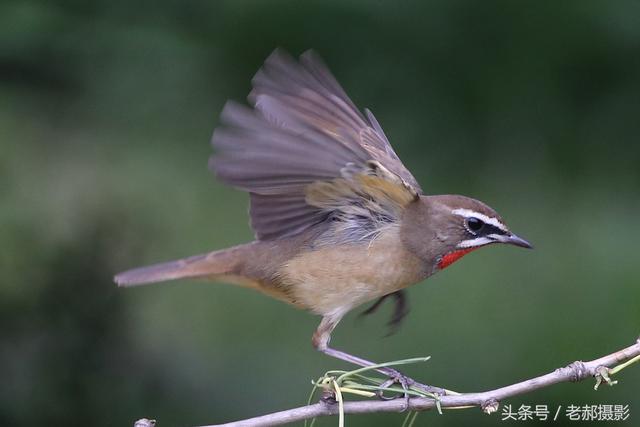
[210,49,422,241]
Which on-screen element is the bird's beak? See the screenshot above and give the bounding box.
[504,233,533,249]
[489,233,533,249]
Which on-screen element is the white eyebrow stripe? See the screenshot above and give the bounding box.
[457,236,493,248]
[451,208,508,232]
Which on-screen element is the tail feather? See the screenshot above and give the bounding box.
[114,245,248,287]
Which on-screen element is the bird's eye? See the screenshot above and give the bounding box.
[466,217,484,234]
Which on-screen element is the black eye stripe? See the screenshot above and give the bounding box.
[481,223,507,236]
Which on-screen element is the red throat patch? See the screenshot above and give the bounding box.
[438,248,477,270]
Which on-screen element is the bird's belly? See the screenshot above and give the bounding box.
[279,228,424,316]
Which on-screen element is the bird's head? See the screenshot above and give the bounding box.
[401,194,532,271]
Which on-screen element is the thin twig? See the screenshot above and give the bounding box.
[182,337,640,427]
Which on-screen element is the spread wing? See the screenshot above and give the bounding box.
[210,49,422,241]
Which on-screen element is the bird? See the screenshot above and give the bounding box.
[115,48,532,393]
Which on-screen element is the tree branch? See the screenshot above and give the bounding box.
[137,337,640,427]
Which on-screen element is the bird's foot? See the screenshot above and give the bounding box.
[378,374,411,411]
[376,367,444,410]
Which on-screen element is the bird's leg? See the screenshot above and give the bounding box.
[360,290,410,336]
[322,345,413,409]
[321,346,442,395]
[313,315,444,400]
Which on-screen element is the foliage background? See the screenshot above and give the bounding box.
[1,1,639,426]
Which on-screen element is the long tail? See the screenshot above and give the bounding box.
[114,243,253,287]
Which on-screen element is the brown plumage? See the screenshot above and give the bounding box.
[115,49,532,389]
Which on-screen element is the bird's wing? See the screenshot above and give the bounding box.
[210,49,421,241]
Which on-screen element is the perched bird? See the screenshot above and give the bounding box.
[115,49,532,390]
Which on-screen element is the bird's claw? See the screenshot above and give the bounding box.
[377,375,412,411]
[376,369,445,411]
[411,380,445,396]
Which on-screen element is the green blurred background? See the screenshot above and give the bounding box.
[1,1,639,426]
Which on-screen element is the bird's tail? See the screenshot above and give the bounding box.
[114,243,252,287]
